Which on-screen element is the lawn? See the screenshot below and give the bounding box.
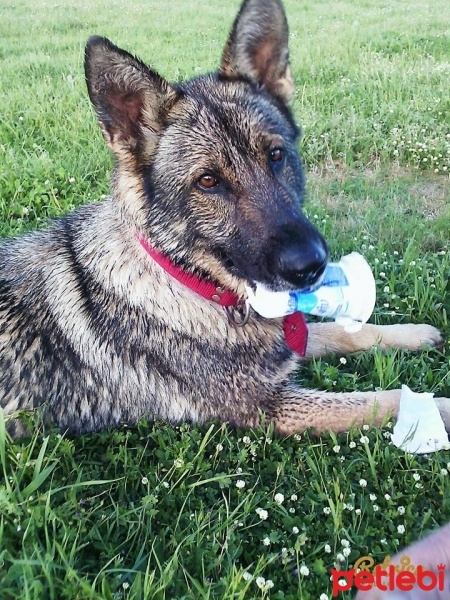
[0,0,450,598]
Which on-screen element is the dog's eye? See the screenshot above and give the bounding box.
[269,148,284,163]
[198,174,219,190]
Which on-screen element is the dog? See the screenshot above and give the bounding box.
[1,0,449,438]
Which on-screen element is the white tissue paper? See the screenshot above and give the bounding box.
[391,385,450,454]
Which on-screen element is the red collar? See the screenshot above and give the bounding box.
[137,235,308,356]
[138,235,240,307]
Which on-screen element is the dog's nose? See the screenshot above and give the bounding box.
[276,236,328,289]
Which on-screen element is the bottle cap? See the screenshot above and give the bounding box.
[334,252,376,332]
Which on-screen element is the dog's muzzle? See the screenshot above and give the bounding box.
[274,235,328,290]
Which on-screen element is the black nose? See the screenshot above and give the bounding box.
[276,235,328,289]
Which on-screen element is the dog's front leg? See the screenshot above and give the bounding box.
[268,384,450,435]
[303,322,442,359]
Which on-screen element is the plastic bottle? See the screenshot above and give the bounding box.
[246,252,376,333]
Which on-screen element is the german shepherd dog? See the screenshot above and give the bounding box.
[1,0,449,438]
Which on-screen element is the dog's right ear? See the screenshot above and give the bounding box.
[85,36,179,156]
[220,0,294,104]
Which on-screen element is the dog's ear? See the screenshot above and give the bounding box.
[220,0,294,104]
[85,36,179,155]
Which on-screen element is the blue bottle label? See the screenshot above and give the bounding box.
[288,291,319,314]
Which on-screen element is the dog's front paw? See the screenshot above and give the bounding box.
[407,324,443,349]
[384,323,443,351]
[413,324,444,349]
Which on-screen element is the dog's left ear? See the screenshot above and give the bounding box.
[84,36,180,157]
[220,0,294,104]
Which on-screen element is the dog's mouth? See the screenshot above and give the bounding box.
[284,258,327,292]
[216,246,328,293]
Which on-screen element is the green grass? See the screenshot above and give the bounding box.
[1,0,450,598]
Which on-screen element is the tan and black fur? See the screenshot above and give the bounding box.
[1,0,449,437]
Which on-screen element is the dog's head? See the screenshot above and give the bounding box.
[85,0,328,295]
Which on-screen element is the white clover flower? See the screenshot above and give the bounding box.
[122,582,130,590]
[242,571,253,582]
[262,537,271,546]
[355,508,361,515]
[369,494,377,502]
[255,576,266,589]
[373,505,379,512]
[349,441,356,449]
[274,493,285,505]
[362,424,369,431]
[299,565,309,576]
[68,176,76,184]
[397,524,405,534]
[323,506,331,515]
[236,480,245,489]
[174,458,184,468]
[320,594,329,600]
[265,579,274,589]
[413,472,421,481]
[336,553,345,562]
[359,479,367,488]
[333,445,340,453]
[141,476,149,485]
[343,547,351,557]
[398,506,405,515]
[415,483,423,489]
[293,526,299,534]
[344,503,354,511]
[162,481,169,488]
[291,494,298,501]
[216,443,223,452]
[242,436,251,445]
[324,544,331,553]
[360,436,369,444]
[384,494,391,500]
[289,508,296,514]
[256,508,268,520]
[341,539,350,548]
[441,469,448,476]
[339,357,347,365]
